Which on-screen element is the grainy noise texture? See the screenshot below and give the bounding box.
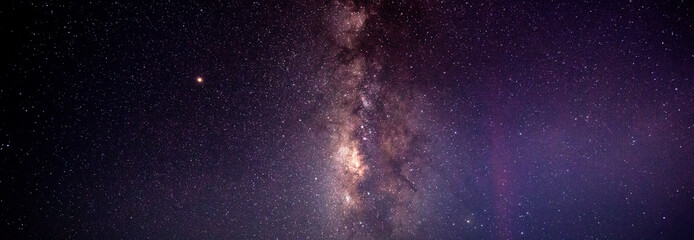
[1,0,693,239]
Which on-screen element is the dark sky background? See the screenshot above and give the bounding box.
[1,0,693,239]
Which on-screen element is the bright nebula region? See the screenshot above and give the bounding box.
[2,1,694,239]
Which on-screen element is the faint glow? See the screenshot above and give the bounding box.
[338,145,365,176]
[345,194,351,202]
[196,77,203,83]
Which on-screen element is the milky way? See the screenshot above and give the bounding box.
[318,1,434,238]
[2,0,694,239]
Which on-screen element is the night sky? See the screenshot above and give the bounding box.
[2,0,694,239]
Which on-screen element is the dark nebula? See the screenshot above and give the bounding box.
[2,0,694,239]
